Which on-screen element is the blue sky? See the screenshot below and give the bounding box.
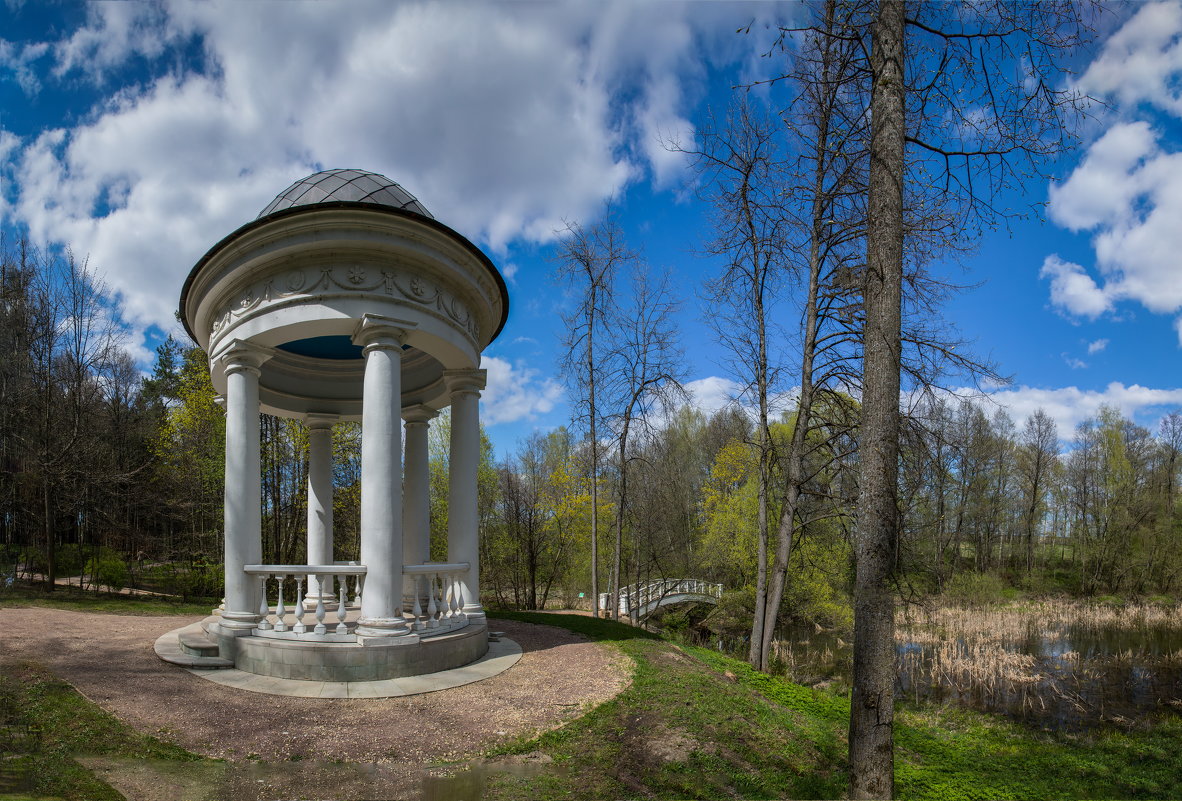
[2,1,1181,457]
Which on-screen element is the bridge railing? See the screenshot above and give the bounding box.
[598,578,723,618]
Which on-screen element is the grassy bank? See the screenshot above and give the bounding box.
[2,597,1178,799]
[0,662,206,801]
[487,611,1182,801]
[0,582,214,617]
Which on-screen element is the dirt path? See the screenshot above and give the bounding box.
[0,607,630,800]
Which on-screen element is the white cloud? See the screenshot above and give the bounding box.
[1064,355,1088,370]
[9,1,762,360]
[1044,7,1182,333]
[953,382,1182,440]
[50,3,175,82]
[1087,338,1109,354]
[1040,255,1111,318]
[683,376,743,418]
[0,39,48,95]
[1077,2,1182,119]
[480,354,564,426]
[1048,121,1157,232]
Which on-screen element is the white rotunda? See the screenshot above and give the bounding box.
[159,169,508,682]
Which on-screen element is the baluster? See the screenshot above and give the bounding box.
[314,574,327,635]
[336,574,349,634]
[293,576,307,634]
[274,574,288,632]
[426,572,439,628]
[353,574,364,608]
[257,576,272,630]
[450,574,461,619]
[412,575,424,631]
[454,579,466,621]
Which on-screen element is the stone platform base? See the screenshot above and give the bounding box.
[155,615,489,683]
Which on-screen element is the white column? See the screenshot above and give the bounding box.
[218,341,271,632]
[402,405,437,567]
[305,413,336,608]
[354,315,413,638]
[445,368,486,619]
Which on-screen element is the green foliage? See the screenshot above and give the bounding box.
[779,533,853,631]
[702,587,756,639]
[83,553,128,593]
[53,545,84,577]
[943,572,1011,606]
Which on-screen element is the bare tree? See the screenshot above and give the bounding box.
[555,216,627,617]
[603,266,686,621]
[1019,409,1059,573]
[684,98,787,663]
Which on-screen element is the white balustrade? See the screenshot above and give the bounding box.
[403,563,469,633]
[246,564,367,640]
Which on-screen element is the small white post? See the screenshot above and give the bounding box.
[427,572,439,628]
[257,576,272,631]
[293,576,307,634]
[274,575,288,632]
[314,574,327,635]
[412,575,424,631]
[336,575,349,635]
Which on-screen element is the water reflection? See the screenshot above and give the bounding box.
[694,602,1182,731]
[422,757,560,801]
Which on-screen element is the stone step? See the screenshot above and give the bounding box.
[179,629,221,658]
[154,625,235,670]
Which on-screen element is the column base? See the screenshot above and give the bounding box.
[356,616,412,637]
[218,610,260,631]
[461,605,486,626]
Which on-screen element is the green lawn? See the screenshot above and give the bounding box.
[0,662,207,801]
[487,611,1182,801]
[0,582,214,617]
[1,597,1178,800]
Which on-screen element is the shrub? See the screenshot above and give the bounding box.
[943,572,1009,606]
[84,554,129,592]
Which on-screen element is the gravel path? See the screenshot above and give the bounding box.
[0,607,630,800]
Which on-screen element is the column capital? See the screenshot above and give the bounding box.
[352,313,417,352]
[402,404,439,426]
[305,412,338,431]
[443,368,487,395]
[215,339,273,377]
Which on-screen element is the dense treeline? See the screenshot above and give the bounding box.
[5,234,1181,613]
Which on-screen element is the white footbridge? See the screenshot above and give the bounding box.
[599,578,723,620]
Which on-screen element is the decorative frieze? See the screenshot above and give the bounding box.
[210,264,480,342]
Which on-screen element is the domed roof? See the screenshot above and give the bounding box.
[257,169,434,219]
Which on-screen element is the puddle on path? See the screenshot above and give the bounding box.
[421,755,559,801]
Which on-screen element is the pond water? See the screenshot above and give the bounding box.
[695,601,1182,731]
[895,603,1182,730]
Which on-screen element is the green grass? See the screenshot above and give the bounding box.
[0,661,206,801]
[487,611,1182,801]
[0,583,214,616]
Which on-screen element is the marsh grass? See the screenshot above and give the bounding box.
[896,599,1182,729]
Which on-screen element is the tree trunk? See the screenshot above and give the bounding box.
[44,475,55,592]
[849,1,904,798]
